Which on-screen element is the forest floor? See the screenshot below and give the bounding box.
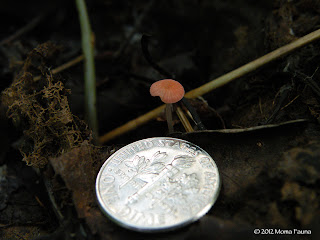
[1,0,320,239]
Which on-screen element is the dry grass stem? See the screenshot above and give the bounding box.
[176,106,194,132]
[34,55,84,81]
[75,0,98,143]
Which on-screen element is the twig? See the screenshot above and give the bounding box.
[75,0,99,144]
[280,95,300,110]
[295,67,320,97]
[99,105,165,143]
[33,52,112,82]
[34,55,84,81]
[0,14,46,46]
[177,119,307,135]
[176,106,194,132]
[265,83,293,124]
[259,97,265,118]
[99,29,320,143]
[185,29,320,98]
[42,174,64,222]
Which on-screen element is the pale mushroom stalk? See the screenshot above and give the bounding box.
[166,103,174,133]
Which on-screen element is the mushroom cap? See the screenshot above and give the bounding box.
[150,79,185,103]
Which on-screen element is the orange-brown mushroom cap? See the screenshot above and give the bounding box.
[150,79,185,103]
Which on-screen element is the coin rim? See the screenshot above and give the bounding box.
[95,137,221,232]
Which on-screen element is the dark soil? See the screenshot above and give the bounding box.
[1,0,320,239]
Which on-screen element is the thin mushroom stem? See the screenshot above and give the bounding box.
[166,103,174,133]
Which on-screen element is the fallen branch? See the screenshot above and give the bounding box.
[98,28,320,143]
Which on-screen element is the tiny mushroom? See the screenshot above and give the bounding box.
[150,79,185,104]
[150,79,185,133]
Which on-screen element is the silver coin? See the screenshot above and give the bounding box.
[96,137,220,232]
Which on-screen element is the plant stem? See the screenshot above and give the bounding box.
[75,0,98,144]
[176,106,194,132]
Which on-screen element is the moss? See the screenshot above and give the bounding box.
[2,42,91,167]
